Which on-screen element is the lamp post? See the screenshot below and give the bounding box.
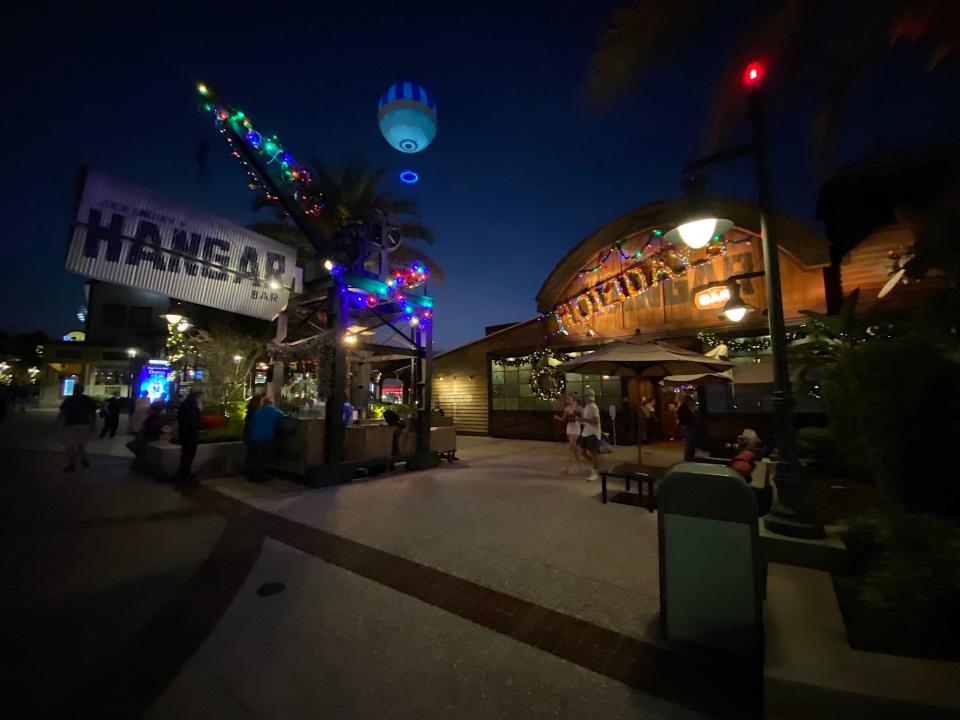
[670,60,825,539]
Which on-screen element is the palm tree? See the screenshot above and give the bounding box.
[253,160,444,282]
[589,1,960,168]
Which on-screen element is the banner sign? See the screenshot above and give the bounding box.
[65,170,297,320]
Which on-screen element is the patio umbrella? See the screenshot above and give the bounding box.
[662,371,733,386]
[558,338,732,465]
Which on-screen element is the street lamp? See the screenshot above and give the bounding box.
[664,175,733,249]
[669,59,824,539]
[720,282,753,322]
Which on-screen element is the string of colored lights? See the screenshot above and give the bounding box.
[549,236,744,336]
[333,261,434,326]
[576,229,666,276]
[196,83,322,217]
[696,330,806,353]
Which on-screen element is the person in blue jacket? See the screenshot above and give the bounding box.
[246,396,286,483]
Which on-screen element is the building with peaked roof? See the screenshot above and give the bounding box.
[432,186,936,446]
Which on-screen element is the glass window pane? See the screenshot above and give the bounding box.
[502,368,519,384]
[492,369,504,384]
[519,362,532,371]
[518,382,533,397]
[491,385,502,398]
[492,398,504,410]
[518,370,531,384]
[602,378,621,395]
[518,396,535,410]
[502,384,518,398]
[505,397,519,410]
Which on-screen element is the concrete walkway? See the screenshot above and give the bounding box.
[5,410,959,718]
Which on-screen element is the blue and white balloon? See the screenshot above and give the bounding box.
[378,82,438,154]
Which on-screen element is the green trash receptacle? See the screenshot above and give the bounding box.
[657,462,765,659]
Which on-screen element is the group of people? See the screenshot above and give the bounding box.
[58,386,171,473]
[554,388,603,481]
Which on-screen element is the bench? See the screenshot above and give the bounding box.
[599,463,661,511]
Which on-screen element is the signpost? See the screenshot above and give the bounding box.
[65,169,297,321]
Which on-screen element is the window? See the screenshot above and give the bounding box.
[128,306,152,329]
[94,368,130,385]
[490,358,568,412]
[103,304,126,327]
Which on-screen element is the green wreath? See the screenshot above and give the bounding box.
[529,366,565,401]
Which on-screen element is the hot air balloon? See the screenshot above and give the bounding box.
[377,82,438,154]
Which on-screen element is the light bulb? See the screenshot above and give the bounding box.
[677,218,717,249]
[723,306,748,322]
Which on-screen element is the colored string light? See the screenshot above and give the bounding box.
[197,82,322,217]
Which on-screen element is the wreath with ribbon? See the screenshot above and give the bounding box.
[529,366,565,401]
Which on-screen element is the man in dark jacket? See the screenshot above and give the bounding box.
[100,391,122,439]
[177,390,203,480]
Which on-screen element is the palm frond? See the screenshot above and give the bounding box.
[587,0,709,109]
[702,0,820,154]
[399,222,436,245]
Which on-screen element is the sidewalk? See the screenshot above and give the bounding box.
[6,409,959,718]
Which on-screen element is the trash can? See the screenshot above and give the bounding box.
[657,462,765,659]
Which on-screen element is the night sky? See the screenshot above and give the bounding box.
[5,2,958,351]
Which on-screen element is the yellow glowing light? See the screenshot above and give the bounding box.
[323,259,335,271]
[694,285,731,310]
[677,218,718,249]
[723,306,748,322]
[197,82,209,96]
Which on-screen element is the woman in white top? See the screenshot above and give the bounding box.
[554,393,582,474]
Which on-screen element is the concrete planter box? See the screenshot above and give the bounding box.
[140,439,246,480]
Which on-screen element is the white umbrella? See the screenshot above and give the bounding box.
[559,338,731,465]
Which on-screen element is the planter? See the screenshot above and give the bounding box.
[139,439,246,480]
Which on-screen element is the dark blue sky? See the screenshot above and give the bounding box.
[4,2,957,350]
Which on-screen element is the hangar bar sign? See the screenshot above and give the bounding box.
[65,170,298,320]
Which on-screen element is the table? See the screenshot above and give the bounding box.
[599,463,663,511]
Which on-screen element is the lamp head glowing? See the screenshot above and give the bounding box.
[197,82,209,96]
[722,305,748,322]
[323,259,335,272]
[720,282,752,322]
[162,313,184,325]
[677,218,718,250]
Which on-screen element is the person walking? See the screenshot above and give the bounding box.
[578,388,603,482]
[677,395,698,462]
[554,393,582,474]
[59,384,97,472]
[128,391,150,434]
[176,390,203,481]
[246,397,285,483]
[99,391,122,439]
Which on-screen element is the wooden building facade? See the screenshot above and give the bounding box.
[433,195,930,442]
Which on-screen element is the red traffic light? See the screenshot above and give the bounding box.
[743,61,765,87]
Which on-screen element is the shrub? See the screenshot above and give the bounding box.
[842,511,960,649]
[822,337,960,517]
[796,426,844,473]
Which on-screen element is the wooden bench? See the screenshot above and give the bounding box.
[599,463,661,511]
